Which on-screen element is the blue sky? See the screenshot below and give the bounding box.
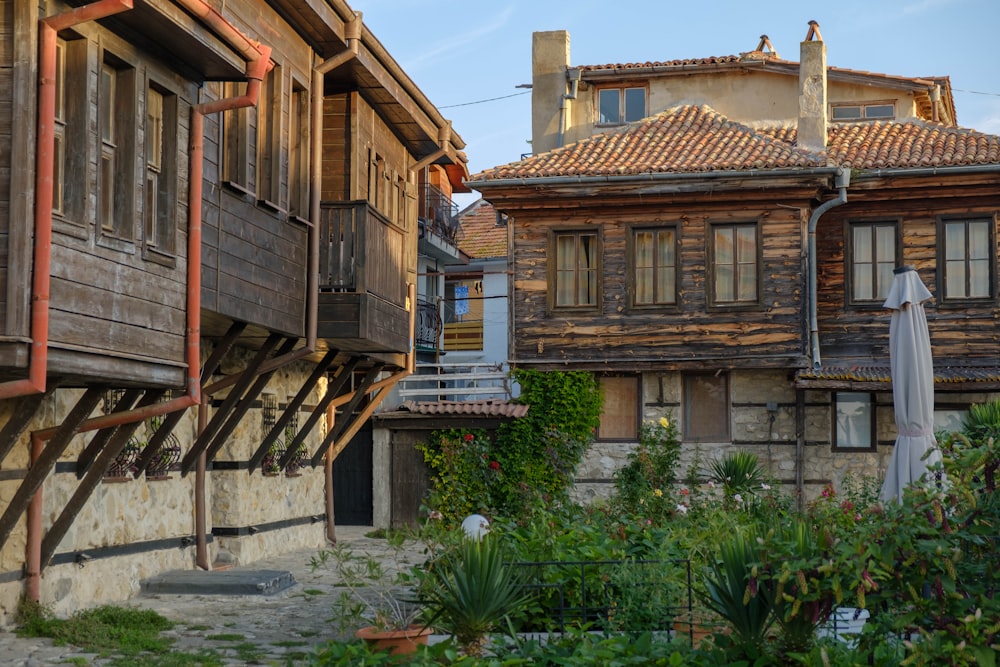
[352,0,999,208]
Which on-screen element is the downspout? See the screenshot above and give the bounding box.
[0,0,133,401]
[556,68,580,149]
[195,397,210,569]
[312,13,362,546]
[410,123,454,173]
[24,432,45,602]
[807,166,850,370]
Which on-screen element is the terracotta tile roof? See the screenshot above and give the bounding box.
[457,200,507,259]
[578,54,748,71]
[469,105,1000,183]
[795,366,1000,386]
[398,400,529,418]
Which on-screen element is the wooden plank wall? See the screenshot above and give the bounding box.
[510,194,810,369]
[816,179,1000,366]
[0,0,11,331]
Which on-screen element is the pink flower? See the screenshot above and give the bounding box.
[680,488,690,495]
[428,510,443,520]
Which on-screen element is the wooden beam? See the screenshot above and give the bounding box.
[0,389,53,466]
[308,364,383,467]
[248,348,339,473]
[180,333,282,474]
[201,337,298,466]
[0,387,105,551]
[274,357,360,470]
[74,388,142,479]
[40,391,160,568]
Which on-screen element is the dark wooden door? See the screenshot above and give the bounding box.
[333,423,373,525]
[391,440,429,530]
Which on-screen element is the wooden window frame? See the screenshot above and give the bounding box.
[257,63,282,210]
[846,219,900,307]
[682,372,731,443]
[288,77,310,220]
[96,49,137,250]
[627,223,679,309]
[707,221,761,308]
[832,391,876,452]
[596,85,647,126]
[549,228,601,313]
[596,374,640,441]
[142,80,178,265]
[53,37,89,239]
[937,215,996,305]
[222,81,252,193]
[830,100,896,122]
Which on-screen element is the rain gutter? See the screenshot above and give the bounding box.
[808,167,850,370]
[466,166,840,190]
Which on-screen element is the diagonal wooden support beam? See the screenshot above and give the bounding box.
[0,386,105,551]
[180,333,282,474]
[0,387,56,467]
[308,364,383,468]
[74,388,142,479]
[40,390,164,569]
[274,357,359,471]
[200,337,297,466]
[247,348,339,473]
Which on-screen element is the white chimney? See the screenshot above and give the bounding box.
[798,21,827,152]
[531,31,570,155]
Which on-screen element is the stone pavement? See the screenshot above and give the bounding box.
[0,526,430,666]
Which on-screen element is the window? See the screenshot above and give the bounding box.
[597,86,646,125]
[631,226,677,306]
[257,64,281,207]
[443,274,484,351]
[940,217,992,300]
[831,101,896,121]
[683,373,730,442]
[288,80,309,218]
[54,38,88,232]
[848,221,897,303]
[98,57,136,242]
[710,223,758,305]
[833,392,875,451]
[597,375,639,440]
[553,230,599,308]
[144,84,177,257]
[53,39,66,217]
[222,81,251,190]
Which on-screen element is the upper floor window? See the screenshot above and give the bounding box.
[98,56,137,242]
[630,226,677,307]
[940,217,993,301]
[710,222,758,306]
[848,220,897,304]
[831,101,895,122]
[553,230,599,309]
[144,84,177,259]
[53,38,88,233]
[222,81,251,191]
[257,64,281,207]
[53,39,66,217]
[288,79,310,218]
[597,86,646,125]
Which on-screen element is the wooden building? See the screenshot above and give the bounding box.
[468,24,1000,503]
[0,0,467,619]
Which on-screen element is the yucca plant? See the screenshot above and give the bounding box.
[706,450,766,500]
[420,536,530,657]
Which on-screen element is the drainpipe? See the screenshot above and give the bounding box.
[556,68,580,148]
[410,123,454,173]
[0,0,133,401]
[24,432,45,602]
[195,397,210,569]
[808,167,850,370]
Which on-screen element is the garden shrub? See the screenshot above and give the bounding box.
[613,415,681,519]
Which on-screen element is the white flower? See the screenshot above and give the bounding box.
[676,504,689,515]
[733,493,743,503]
[761,483,771,491]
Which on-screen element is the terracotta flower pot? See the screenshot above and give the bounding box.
[355,624,433,655]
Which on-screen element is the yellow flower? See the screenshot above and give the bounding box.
[653,488,663,497]
[658,417,669,428]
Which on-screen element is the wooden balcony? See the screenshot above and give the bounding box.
[317,201,409,354]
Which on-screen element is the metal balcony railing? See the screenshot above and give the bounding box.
[415,298,442,350]
[420,184,459,242]
[397,363,513,402]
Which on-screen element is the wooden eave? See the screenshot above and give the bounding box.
[76,0,246,81]
[265,0,352,57]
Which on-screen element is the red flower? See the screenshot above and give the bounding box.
[464,433,474,442]
[489,461,501,471]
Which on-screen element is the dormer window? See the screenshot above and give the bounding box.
[597,86,647,125]
[831,101,895,122]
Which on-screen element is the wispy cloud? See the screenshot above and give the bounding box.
[402,5,516,71]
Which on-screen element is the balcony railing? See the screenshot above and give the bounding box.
[397,363,513,402]
[420,184,459,243]
[416,298,442,350]
[319,201,406,308]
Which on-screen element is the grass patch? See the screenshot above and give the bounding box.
[107,648,225,666]
[17,602,174,658]
[302,588,325,596]
[271,639,308,647]
[60,658,88,666]
[297,630,319,637]
[205,632,245,642]
[184,624,211,631]
[233,641,265,662]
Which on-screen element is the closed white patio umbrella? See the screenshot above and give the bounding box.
[880,266,941,503]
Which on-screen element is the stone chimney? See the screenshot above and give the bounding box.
[797,21,827,152]
[531,30,570,155]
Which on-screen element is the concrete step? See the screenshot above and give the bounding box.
[141,569,297,596]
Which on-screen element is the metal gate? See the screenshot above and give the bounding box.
[332,423,373,525]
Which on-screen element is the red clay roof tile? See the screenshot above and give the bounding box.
[457,201,507,259]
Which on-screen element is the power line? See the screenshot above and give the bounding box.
[438,90,531,109]
[952,88,1000,98]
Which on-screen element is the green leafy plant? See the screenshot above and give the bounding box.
[613,415,681,519]
[420,536,530,657]
[16,602,175,658]
[705,450,766,502]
